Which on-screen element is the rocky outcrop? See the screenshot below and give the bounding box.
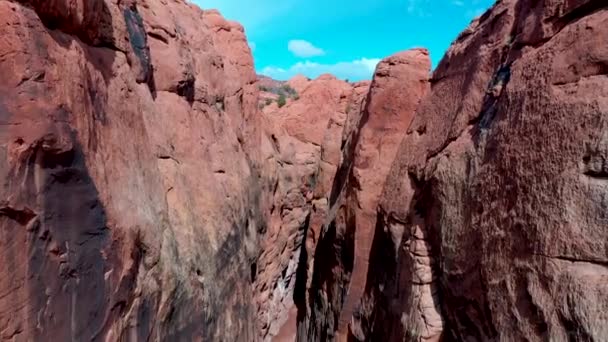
[355,0,608,341]
[293,1,608,341]
[297,50,432,341]
[0,0,261,340]
[339,50,431,339]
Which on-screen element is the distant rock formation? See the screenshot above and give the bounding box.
[255,73,371,341]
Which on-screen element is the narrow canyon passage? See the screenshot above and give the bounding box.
[0,0,606,341]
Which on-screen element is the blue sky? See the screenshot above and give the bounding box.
[193,0,496,81]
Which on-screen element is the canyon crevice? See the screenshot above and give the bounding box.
[0,0,606,341]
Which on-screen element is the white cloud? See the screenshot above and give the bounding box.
[288,40,325,58]
[248,41,256,52]
[261,58,381,81]
[452,0,465,6]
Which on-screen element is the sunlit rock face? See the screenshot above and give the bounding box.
[347,0,608,341]
[295,48,432,341]
[294,1,608,341]
[254,52,432,339]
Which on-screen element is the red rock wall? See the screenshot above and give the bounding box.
[351,0,608,341]
[1,0,606,341]
[337,50,431,338]
[0,0,261,340]
[296,1,608,341]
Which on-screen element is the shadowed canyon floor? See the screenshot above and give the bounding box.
[0,0,607,341]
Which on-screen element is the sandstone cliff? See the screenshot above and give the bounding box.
[298,0,608,341]
[0,0,261,340]
[374,0,608,339]
[0,0,606,341]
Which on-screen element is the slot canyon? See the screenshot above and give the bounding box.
[0,0,606,341]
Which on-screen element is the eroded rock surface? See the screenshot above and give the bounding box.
[0,0,261,340]
[294,1,608,341]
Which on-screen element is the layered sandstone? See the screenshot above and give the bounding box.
[0,1,261,340]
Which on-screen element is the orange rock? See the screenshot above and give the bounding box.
[2,0,606,341]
